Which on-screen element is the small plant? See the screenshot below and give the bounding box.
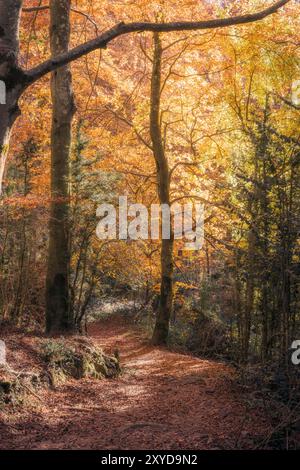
[41,339,75,365]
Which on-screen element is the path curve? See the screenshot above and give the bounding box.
[0,316,266,449]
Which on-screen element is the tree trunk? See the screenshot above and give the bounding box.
[150,33,174,346]
[45,0,75,334]
[242,228,255,362]
[0,0,25,195]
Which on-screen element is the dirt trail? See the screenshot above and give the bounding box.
[0,316,267,449]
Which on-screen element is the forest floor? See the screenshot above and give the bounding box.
[0,314,269,450]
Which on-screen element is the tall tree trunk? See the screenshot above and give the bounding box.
[242,228,255,362]
[0,0,25,195]
[46,0,75,334]
[150,33,174,346]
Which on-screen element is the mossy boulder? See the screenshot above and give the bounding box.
[40,338,120,385]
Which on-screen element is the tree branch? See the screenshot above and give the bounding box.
[278,94,300,110]
[22,5,99,33]
[105,106,153,151]
[24,0,291,86]
[22,6,49,12]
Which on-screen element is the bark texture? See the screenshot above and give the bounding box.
[45,0,75,333]
[0,0,24,194]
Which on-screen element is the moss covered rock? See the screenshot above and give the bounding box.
[40,338,120,384]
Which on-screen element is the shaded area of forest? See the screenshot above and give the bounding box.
[1,313,296,450]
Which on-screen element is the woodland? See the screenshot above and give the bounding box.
[0,0,299,451]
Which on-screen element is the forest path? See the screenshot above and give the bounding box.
[0,315,266,449]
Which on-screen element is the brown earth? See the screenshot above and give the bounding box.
[0,315,268,449]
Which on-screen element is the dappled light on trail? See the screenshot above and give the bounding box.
[1,316,268,450]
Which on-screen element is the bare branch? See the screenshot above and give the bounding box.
[24,0,291,85]
[22,5,99,33]
[277,94,300,110]
[22,6,49,12]
[105,106,153,151]
[170,161,198,178]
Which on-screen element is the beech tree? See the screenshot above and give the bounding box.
[0,0,292,195]
[45,0,75,333]
[150,33,174,345]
